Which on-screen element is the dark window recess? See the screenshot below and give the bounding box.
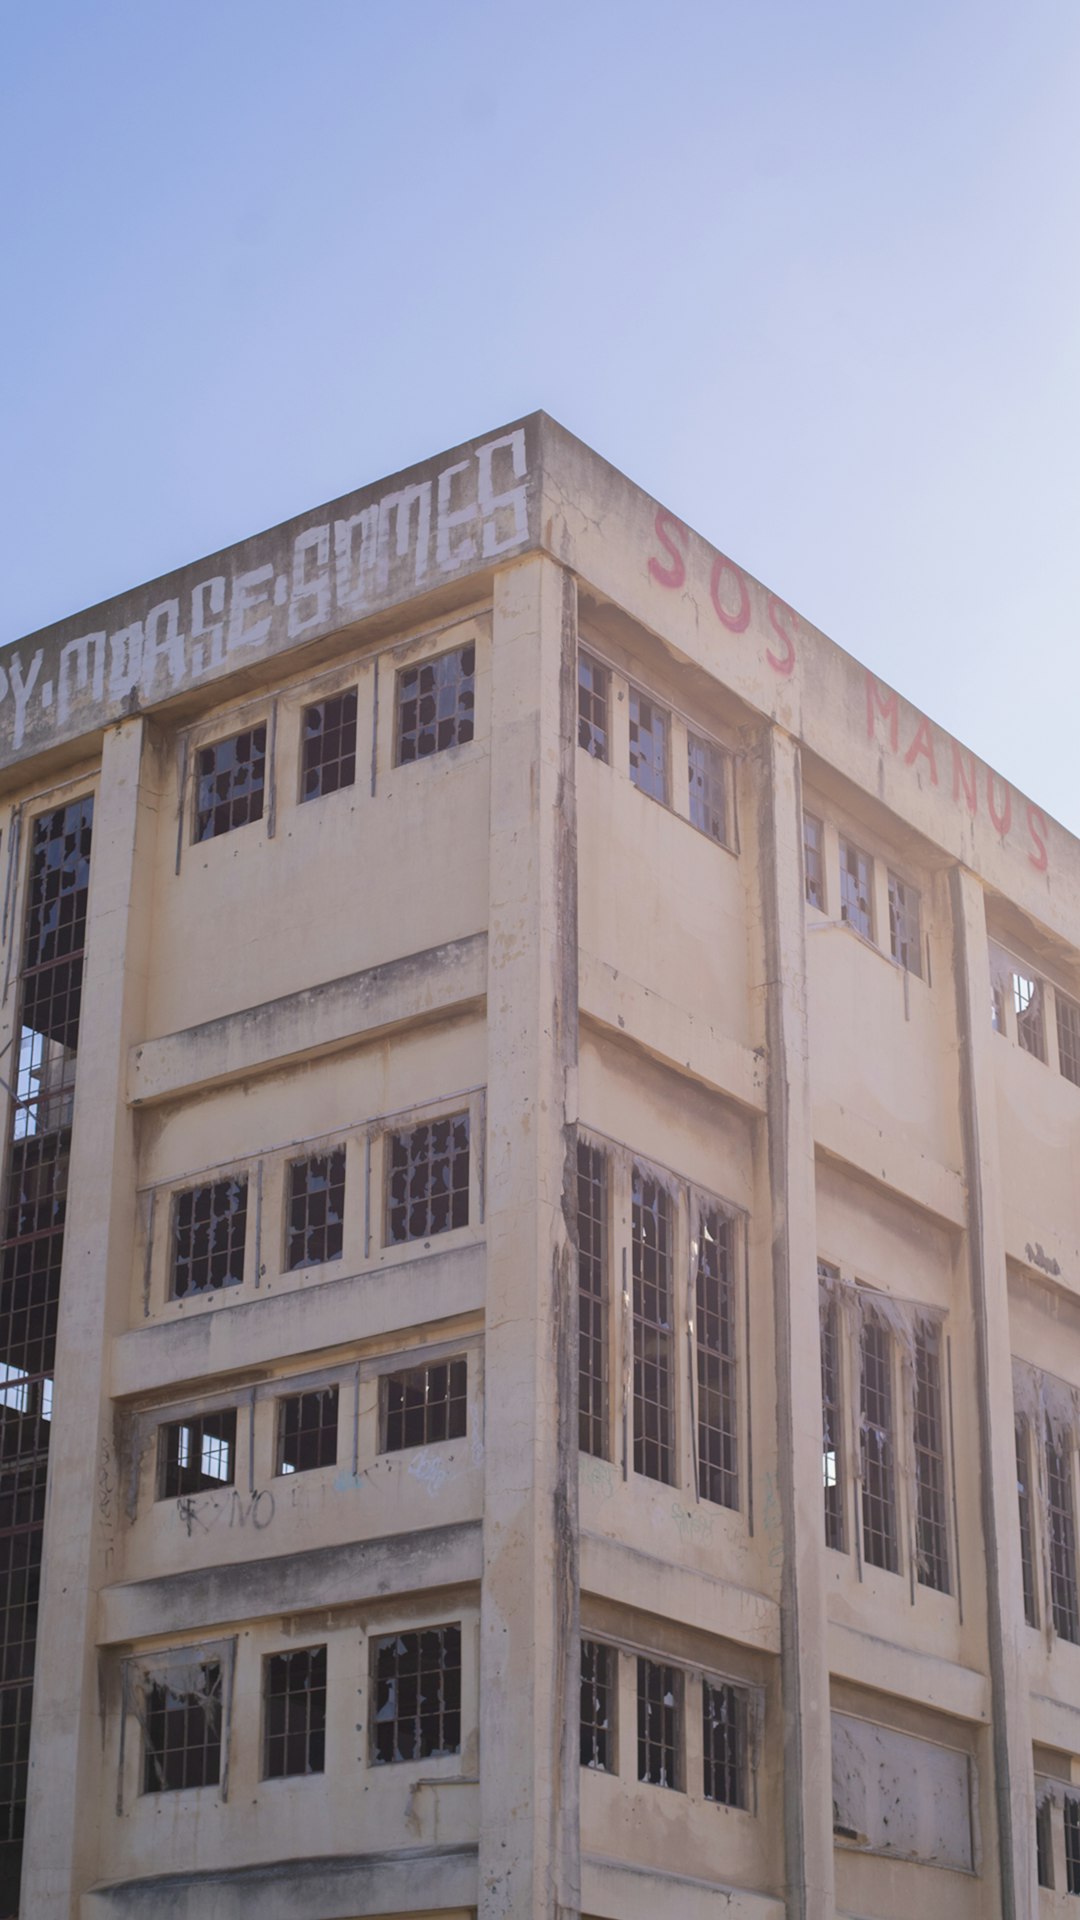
[819,1278,845,1552]
[687,734,729,845]
[1037,1793,1055,1890]
[1013,971,1046,1061]
[804,813,825,909]
[888,872,922,977]
[1016,1418,1039,1627]
[172,1179,248,1298]
[387,1115,469,1243]
[860,1312,898,1573]
[577,1140,608,1459]
[264,1645,326,1778]
[1067,1793,1080,1895]
[631,1168,674,1485]
[580,1640,615,1772]
[142,1661,222,1793]
[372,1624,461,1764]
[1058,993,1080,1088]
[157,1410,236,1499]
[1046,1423,1080,1643]
[703,1679,749,1809]
[637,1657,679,1789]
[839,838,873,939]
[194,727,266,841]
[696,1208,737,1508]
[396,646,475,763]
[277,1388,338,1474]
[286,1148,346,1270]
[913,1321,950,1592]
[382,1359,466,1453]
[628,689,668,802]
[577,654,609,762]
[301,689,358,801]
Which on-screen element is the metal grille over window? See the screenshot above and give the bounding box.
[1016,1418,1039,1627]
[142,1661,222,1793]
[264,1645,326,1778]
[171,1179,248,1297]
[819,1281,845,1552]
[194,727,266,840]
[1046,1423,1080,1643]
[803,813,825,909]
[1057,992,1080,1087]
[372,1624,461,1764]
[577,654,609,762]
[382,1359,467,1453]
[1013,970,1046,1061]
[631,1168,674,1485]
[580,1640,614,1771]
[636,1658,679,1789]
[577,1141,608,1459]
[687,734,729,845]
[628,689,668,802]
[695,1208,737,1509]
[860,1312,898,1573]
[913,1322,950,1592]
[0,796,92,1898]
[396,646,475,762]
[702,1679,748,1809]
[1066,1792,1080,1894]
[158,1410,237,1499]
[301,689,358,801]
[286,1149,346,1270]
[387,1115,469,1243]
[887,872,922,976]
[277,1388,338,1474]
[839,837,873,939]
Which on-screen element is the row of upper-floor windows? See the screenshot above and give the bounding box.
[1015,1379,1080,1649]
[1037,1780,1080,1894]
[803,810,926,976]
[991,941,1080,1085]
[578,651,737,851]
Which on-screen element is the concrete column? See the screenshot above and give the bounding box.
[755,725,835,1918]
[479,555,580,1919]
[949,863,1035,1915]
[21,718,159,1916]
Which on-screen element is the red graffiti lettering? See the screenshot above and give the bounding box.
[709,554,751,633]
[1027,803,1048,873]
[987,771,1012,837]
[904,715,938,785]
[648,508,687,590]
[766,597,797,677]
[951,744,978,815]
[865,673,899,753]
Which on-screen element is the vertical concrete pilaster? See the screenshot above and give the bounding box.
[479,555,580,1919]
[21,719,158,1916]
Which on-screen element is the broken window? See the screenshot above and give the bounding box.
[913,1322,950,1592]
[387,1114,470,1244]
[1014,970,1046,1061]
[819,1277,845,1552]
[887,872,922,977]
[628,689,668,803]
[631,1168,674,1485]
[142,1659,222,1793]
[636,1658,680,1790]
[276,1388,338,1475]
[577,653,609,762]
[1058,991,1080,1088]
[860,1312,898,1573]
[1066,1792,1080,1894]
[395,645,475,763]
[803,812,825,909]
[263,1645,326,1778]
[286,1148,346,1270]
[838,837,873,940]
[300,688,358,801]
[1016,1417,1039,1627]
[381,1358,467,1453]
[580,1639,615,1772]
[372,1624,461,1764]
[687,734,729,846]
[171,1178,248,1298]
[702,1679,749,1810]
[1046,1422,1080,1643]
[696,1207,737,1509]
[1037,1791,1055,1889]
[157,1409,236,1499]
[577,1140,608,1459]
[194,727,266,841]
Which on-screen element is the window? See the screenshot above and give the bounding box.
[381,1358,467,1452]
[695,1207,737,1509]
[387,1115,470,1244]
[637,1658,679,1789]
[1046,1423,1080,1643]
[577,1140,608,1459]
[395,645,475,763]
[577,654,609,762]
[819,1281,845,1552]
[687,734,729,846]
[803,812,825,909]
[631,1168,674,1484]
[285,1148,346,1270]
[860,1312,898,1573]
[263,1645,326,1778]
[702,1679,749,1809]
[1058,992,1080,1087]
[628,689,668,803]
[1016,1418,1039,1627]
[276,1388,338,1474]
[372,1624,461,1764]
[157,1410,236,1499]
[887,872,922,977]
[171,1178,248,1298]
[1038,1793,1055,1890]
[300,689,357,801]
[1014,971,1046,1061]
[580,1640,615,1772]
[838,838,873,939]
[913,1322,949,1592]
[142,1660,222,1793]
[1067,1792,1080,1894]
[194,727,266,841]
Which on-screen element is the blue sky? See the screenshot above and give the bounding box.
[3,2,1078,826]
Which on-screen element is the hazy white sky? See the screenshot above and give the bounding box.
[2,1,1078,825]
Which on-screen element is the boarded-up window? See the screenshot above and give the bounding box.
[831,1712,973,1871]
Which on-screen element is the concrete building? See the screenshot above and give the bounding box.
[0,412,1076,1920]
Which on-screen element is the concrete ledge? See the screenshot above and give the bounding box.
[581,1530,780,1655]
[82,1844,477,1918]
[814,1109,966,1230]
[582,1852,783,1918]
[827,1620,990,1723]
[129,932,487,1105]
[580,952,765,1115]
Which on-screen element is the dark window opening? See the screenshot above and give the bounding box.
[172,1179,248,1297]
[632,1168,674,1485]
[277,1388,338,1474]
[628,689,668,803]
[577,1140,608,1459]
[1037,1793,1055,1890]
[687,734,729,845]
[888,872,922,976]
[1058,992,1080,1088]
[860,1311,898,1573]
[1016,1417,1039,1627]
[577,654,609,762]
[301,688,358,801]
[913,1321,950,1592]
[1046,1423,1080,1643]
[142,1661,222,1793]
[580,1639,615,1772]
[637,1657,679,1790]
[1014,971,1046,1061]
[194,727,266,841]
[804,813,825,909]
[1066,1792,1080,1894]
[387,1115,469,1243]
[264,1644,326,1778]
[839,837,873,940]
[696,1207,737,1508]
[157,1409,236,1499]
[396,646,475,763]
[286,1148,346,1270]
[382,1358,467,1453]
[372,1624,461,1764]
[703,1678,749,1809]
[819,1278,845,1552]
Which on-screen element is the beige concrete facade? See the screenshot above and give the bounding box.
[0,414,1076,1917]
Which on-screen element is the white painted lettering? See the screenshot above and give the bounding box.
[436,460,478,572]
[477,429,528,557]
[228,564,274,652]
[57,632,106,724]
[9,650,44,750]
[377,483,432,591]
[190,577,226,677]
[287,525,332,639]
[140,600,185,697]
[108,624,143,699]
[334,506,379,613]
